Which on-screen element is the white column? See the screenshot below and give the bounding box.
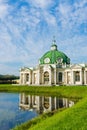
[62,72,64,84]
[20,73,22,84]
[49,71,51,85]
[71,71,74,85]
[32,73,34,84]
[22,73,25,84]
[38,71,40,85]
[57,72,59,84]
[65,72,67,85]
[84,71,87,85]
[84,71,86,85]
[29,72,31,85]
[24,73,27,84]
[54,69,56,85]
[85,71,87,84]
[80,70,82,85]
[41,72,44,84]
[85,71,87,85]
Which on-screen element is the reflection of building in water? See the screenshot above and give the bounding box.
[19,93,74,114]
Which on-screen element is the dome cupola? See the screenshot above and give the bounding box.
[39,38,70,65]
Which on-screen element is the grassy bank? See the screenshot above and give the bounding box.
[28,96,87,130]
[13,108,65,130]
[0,84,87,98]
[0,84,87,130]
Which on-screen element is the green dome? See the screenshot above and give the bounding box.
[39,44,70,65]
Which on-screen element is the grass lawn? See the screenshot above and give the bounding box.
[28,96,87,130]
[0,84,87,130]
[0,84,87,98]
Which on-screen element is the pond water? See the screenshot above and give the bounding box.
[0,92,75,130]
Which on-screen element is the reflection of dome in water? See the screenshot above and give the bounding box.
[44,103,49,109]
[39,41,70,65]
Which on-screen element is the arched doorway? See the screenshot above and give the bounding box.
[26,74,29,82]
[44,71,49,84]
[58,72,62,84]
[44,97,49,109]
[75,71,80,82]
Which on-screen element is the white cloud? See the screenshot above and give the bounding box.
[0,0,10,19]
[74,0,87,8]
[26,0,54,9]
[0,0,87,75]
[59,35,87,63]
[0,63,18,75]
[56,0,87,31]
[43,11,57,26]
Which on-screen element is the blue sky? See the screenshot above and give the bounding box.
[0,0,87,75]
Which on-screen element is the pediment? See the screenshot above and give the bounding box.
[21,67,31,72]
[71,64,83,69]
[24,69,30,72]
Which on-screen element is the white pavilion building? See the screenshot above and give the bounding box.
[20,40,87,86]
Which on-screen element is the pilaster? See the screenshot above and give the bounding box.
[80,70,82,85]
[54,69,56,85]
[49,71,52,85]
[71,71,74,85]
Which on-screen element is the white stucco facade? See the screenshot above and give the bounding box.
[20,41,87,86]
[20,64,87,86]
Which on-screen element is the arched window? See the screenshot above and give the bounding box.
[58,72,62,82]
[26,74,29,82]
[44,71,49,84]
[75,71,80,81]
